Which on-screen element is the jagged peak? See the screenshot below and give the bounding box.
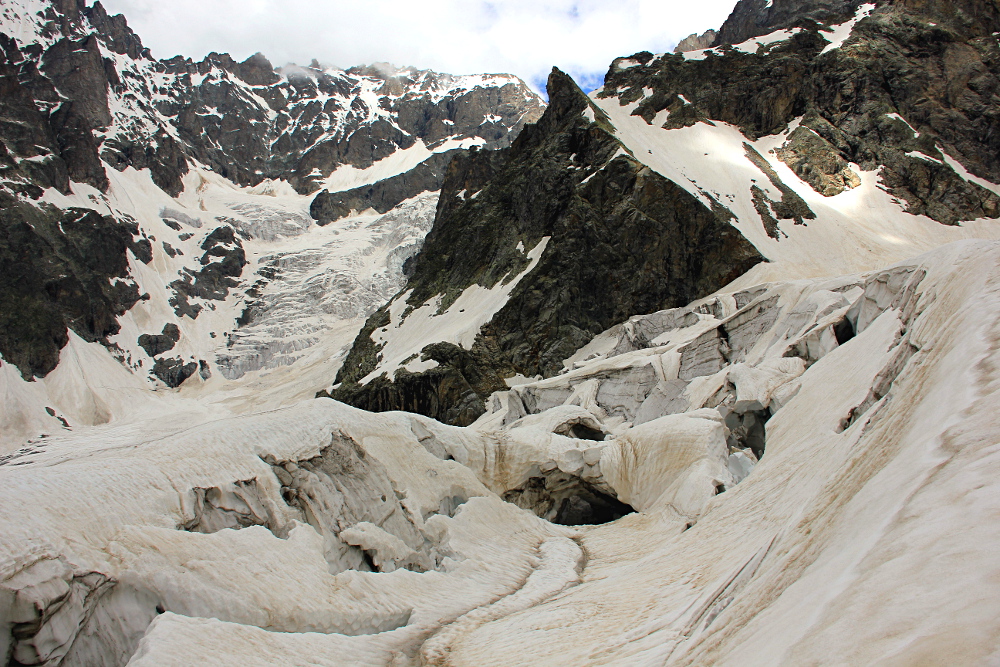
[542,67,591,120]
[674,29,718,53]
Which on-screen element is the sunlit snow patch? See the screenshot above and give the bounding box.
[820,3,876,54]
[683,28,802,61]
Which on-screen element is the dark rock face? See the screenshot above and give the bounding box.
[604,0,1000,224]
[332,342,510,427]
[150,356,197,387]
[714,0,862,46]
[310,150,458,224]
[0,34,77,194]
[41,34,111,129]
[168,226,248,319]
[330,69,764,425]
[0,197,143,378]
[49,100,109,191]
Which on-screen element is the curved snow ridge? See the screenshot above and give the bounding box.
[126,613,404,667]
[419,534,584,665]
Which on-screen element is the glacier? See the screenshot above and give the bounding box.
[3,0,1000,664]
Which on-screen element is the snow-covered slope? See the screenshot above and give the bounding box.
[4,0,1000,664]
[5,240,1000,665]
[591,98,1000,285]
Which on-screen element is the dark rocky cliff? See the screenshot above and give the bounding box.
[714,0,864,46]
[0,195,148,378]
[329,69,765,425]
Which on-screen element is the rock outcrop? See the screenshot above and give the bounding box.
[330,69,764,425]
[674,30,718,53]
[0,197,145,378]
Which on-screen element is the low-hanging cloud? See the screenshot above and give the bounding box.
[99,0,738,93]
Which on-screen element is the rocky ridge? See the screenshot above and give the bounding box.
[1,0,543,197]
[611,0,1000,223]
[330,69,765,425]
[330,0,1000,425]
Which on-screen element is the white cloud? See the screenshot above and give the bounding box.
[99,0,737,92]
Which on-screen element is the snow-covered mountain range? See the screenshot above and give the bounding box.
[0,0,543,432]
[3,0,1000,665]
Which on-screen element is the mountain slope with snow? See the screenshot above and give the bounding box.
[3,0,1000,665]
[0,0,543,449]
[333,0,1000,424]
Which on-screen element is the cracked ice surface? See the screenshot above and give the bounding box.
[5,241,1000,665]
[218,193,438,380]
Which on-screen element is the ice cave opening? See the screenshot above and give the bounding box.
[502,474,636,526]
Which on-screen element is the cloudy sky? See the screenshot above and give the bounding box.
[99,0,738,94]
